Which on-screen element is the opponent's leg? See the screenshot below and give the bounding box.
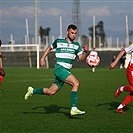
[114,85,133,98]
[116,92,133,114]
[0,67,5,92]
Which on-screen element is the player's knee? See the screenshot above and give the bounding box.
[49,92,55,96]
[74,80,80,88]
[46,90,56,96]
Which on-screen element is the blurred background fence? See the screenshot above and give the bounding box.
[1,44,123,68]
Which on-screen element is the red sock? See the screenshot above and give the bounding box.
[123,85,133,92]
[122,93,133,106]
[0,75,3,83]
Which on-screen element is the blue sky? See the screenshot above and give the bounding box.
[0,0,132,44]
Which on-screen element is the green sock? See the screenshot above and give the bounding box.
[33,88,44,94]
[71,91,78,107]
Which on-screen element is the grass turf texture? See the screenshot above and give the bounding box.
[0,67,133,133]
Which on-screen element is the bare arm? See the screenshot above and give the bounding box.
[40,46,52,67]
[110,49,126,70]
[78,44,89,61]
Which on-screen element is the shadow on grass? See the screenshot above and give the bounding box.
[95,101,130,112]
[23,104,83,119]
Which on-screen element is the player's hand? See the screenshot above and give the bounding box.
[110,62,116,70]
[40,58,45,68]
[83,44,89,53]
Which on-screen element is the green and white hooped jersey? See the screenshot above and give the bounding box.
[51,38,83,69]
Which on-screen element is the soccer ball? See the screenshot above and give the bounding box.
[86,55,100,67]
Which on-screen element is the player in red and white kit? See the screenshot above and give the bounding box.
[110,43,133,114]
[0,39,6,92]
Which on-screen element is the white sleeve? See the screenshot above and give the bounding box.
[125,44,133,54]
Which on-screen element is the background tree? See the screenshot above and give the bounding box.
[81,35,89,47]
[39,26,51,45]
[88,21,106,48]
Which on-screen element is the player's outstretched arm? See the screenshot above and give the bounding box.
[40,46,52,67]
[110,49,125,70]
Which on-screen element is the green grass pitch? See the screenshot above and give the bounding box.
[0,67,133,133]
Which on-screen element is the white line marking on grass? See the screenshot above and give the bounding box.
[4,79,53,83]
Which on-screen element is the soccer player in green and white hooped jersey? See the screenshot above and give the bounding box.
[24,24,89,116]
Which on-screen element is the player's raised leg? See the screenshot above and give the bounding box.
[24,83,59,100]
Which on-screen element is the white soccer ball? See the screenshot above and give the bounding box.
[86,55,100,67]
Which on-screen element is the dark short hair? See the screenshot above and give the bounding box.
[67,24,77,30]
